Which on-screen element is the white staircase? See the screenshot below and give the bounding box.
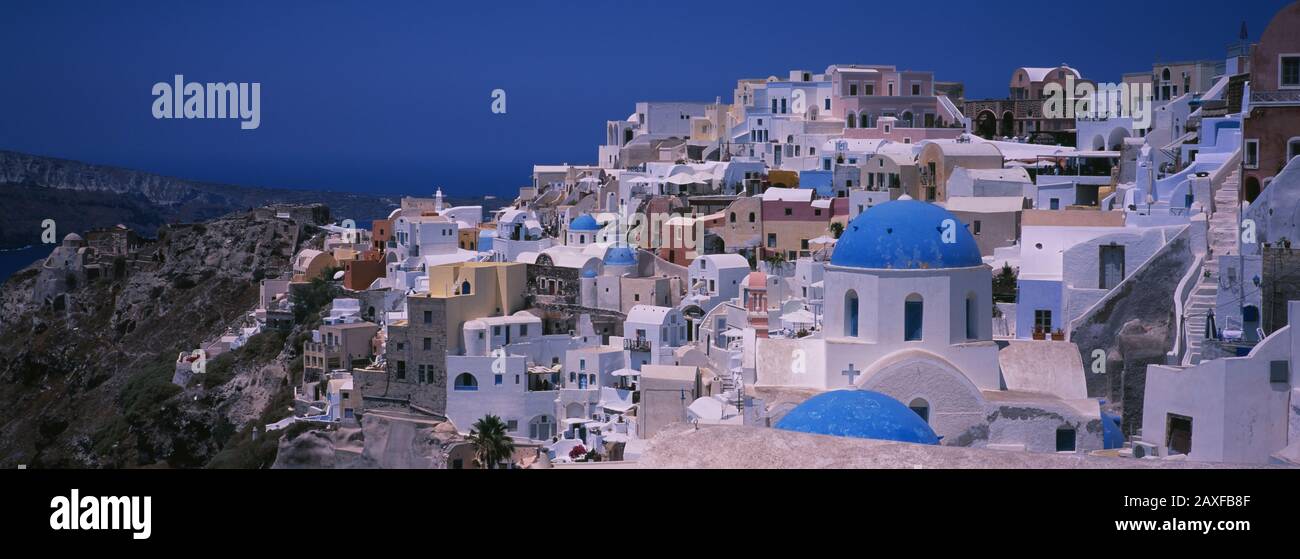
[721,342,746,414]
[1183,168,1241,366]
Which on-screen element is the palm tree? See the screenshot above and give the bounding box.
[468,415,515,470]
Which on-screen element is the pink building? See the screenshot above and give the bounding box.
[827,65,965,141]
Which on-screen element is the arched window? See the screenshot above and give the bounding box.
[846,112,857,128]
[729,212,736,223]
[453,373,478,391]
[748,212,756,223]
[908,398,930,423]
[1161,68,1171,81]
[860,113,869,128]
[844,290,859,337]
[901,111,913,128]
[904,293,924,341]
[461,281,472,295]
[786,135,794,143]
[965,292,978,340]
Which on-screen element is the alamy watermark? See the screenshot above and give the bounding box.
[152,74,260,130]
[1043,75,1153,131]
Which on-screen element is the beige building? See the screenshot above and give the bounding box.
[713,196,763,252]
[292,249,337,282]
[304,321,381,377]
[637,364,702,439]
[944,196,1025,256]
[374,262,529,413]
[917,141,1004,202]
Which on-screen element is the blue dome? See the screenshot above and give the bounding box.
[604,246,637,266]
[569,214,600,231]
[581,268,597,278]
[830,200,982,269]
[775,390,940,444]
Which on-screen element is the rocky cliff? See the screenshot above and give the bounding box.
[0,150,401,248]
[0,208,321,468]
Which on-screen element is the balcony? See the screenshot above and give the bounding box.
[1251,90,1300,107]
[624,337,652,352]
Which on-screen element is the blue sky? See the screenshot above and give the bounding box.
[0,0,1290,197]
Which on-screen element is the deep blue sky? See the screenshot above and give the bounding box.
[0,0,1290,197]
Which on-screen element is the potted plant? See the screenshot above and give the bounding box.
[1032,327,1046,340]
[1051,328,1066,341]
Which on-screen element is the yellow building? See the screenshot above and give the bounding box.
[372,262,529,413]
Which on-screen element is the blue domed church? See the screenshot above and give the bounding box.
[754,199,1105,452]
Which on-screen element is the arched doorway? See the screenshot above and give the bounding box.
[1108,127,1131,151]
[975,110,997,139]
[1000,111,1015,137]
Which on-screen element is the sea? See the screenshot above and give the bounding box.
[0,244,54,283]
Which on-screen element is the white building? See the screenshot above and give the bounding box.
[753,199,1104,453]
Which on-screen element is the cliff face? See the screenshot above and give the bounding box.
[0,209,315,468]
[0,150,400,248]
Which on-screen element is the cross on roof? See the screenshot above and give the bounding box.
[842,363,860,385]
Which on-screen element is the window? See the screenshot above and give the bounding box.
[423,310,432,324]
[1244,139,1259,169]
[396,361,406,380]
[844,290,859,337]
[824,98,831,110]
[864,84,874,96]
[909,398,930,423]
[846,111,856,128]
[965,294,978,340]
[767,233,777,248]
[911,84,921,95]
[1049,198,1060,210]
[1034,310,1052,333]
[729,212,736,223]
[494,374,503,385]
[748,212,756,223]
[904,294,923,341]
[454,373,478,391]
[1056,427,1077,452]
[849,83,858,96]
[1281,55,1300,88]
[784,208,793,216]
[507,420,518,431]
[973,220,982,235]
[519,324,528,336]
[423,337,432,351]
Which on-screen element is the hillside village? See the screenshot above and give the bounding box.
[13,3,1300,470]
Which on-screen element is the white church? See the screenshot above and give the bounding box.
[753,199,1110,453]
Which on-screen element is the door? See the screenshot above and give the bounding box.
[1099,245,1125,290]
[1166,414,1193,456]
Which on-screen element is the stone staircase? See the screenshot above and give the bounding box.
[1183,168,1241,366]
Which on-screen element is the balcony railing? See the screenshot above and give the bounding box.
[624,338,652,352]
[1251,90,1300,106]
